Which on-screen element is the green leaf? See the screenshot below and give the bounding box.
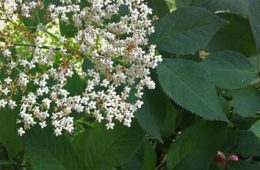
[175,111,198,131]
[167,121,228,170]
[157,58,229,122]
[135,87,168,142]
[0,109,23,159]
[141,140,156,170]
[230,115,256,130]
[121,140,156,170]
[250,120,260,138]
[60,22,78,38]
[23,128,81,170]
[65,72,85,95]
[248,55,260,72]
[160,103,178,137]
[59,13,78,38]
[228,131,260,157]
[232,87,260,117]
[150,7,228,54]
[202,51,257,89]
[227,161,260,170]
[206,13,257,56]
[22,10,47,30]
[249,0,260,51]
[145,0,170,17]
[71,131,87,170]
[84,122,145,170]
[176,0,249,15]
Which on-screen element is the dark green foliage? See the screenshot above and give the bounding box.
[0,109,23,159]
[157,59,229,122]
[135,87,168,142]
[249,0,260,51]
[167,121,229,170]
[1,1,260,170]
[82,122,145,170]
[232,87,260,117]
[22,128,81,170]
[206,13,257,56]
[202,51,257,89]
[121,140,156,170]
[146,0,170,17]
[227,161,260,170]
[175,0,249,15]
[150,7,228,54]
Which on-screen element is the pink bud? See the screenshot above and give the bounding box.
[214,151,226,164]
[228,155,239,161]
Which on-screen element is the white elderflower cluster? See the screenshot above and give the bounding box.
[0,0,162,136]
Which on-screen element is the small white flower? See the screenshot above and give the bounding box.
[39,121,47,128]
[18,127,25,136]
[0,99,8,108]
[106,122,115,129]
[42,98,51,109]
[37,23,45,31]
[2,49,11,57]
[8,100,17,109]
[2,88,10,95]
[4,77,12,84]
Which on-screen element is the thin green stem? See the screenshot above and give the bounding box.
[13,43,60,50]
[44,30,59,40]
[257,54,260,75]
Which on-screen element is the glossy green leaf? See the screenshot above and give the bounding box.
[135,87,168,142]
[150,7,228,54]
[202,51,257,89]
[206,13,257,56]
[167,121,228,170]
[157,59,229,122]
[176,0,249,15]
[84,122,145,170]
[232,87,260,117]
[249,0,260,51]
[23,128,81,170]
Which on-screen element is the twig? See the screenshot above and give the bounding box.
[13,43,60,50]
[156,154,167,170]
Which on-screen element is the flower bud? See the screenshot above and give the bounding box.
[214,151,226,164]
